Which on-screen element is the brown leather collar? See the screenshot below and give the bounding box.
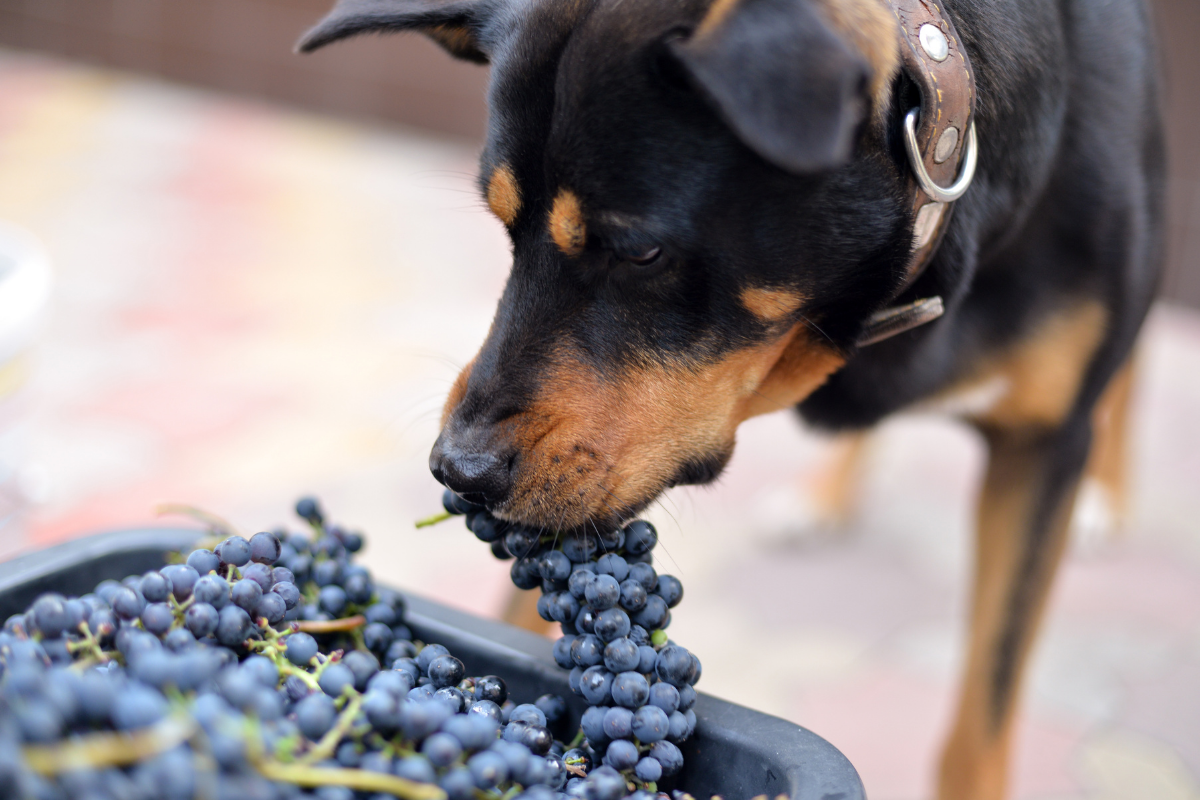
[856,0,978,347]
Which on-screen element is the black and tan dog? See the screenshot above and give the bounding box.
[299,0,1164,797]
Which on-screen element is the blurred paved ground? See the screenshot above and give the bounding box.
[1,49,1199,800]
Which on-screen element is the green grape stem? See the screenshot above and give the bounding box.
[301,686,364,765]
[257,761,447,800]
[414,510,453,529]
[21,715,197,775]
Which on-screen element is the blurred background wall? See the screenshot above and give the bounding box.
[0,0,1198,305]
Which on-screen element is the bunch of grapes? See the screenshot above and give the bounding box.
[436,491,700,800]
[0,498,573,800]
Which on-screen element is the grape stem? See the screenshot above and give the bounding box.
[154,503,242,537]
[256,761,446,800]
[21,715,197,775]
[294,615,366,634]
[301,686,365,765]
[414,510,453,529]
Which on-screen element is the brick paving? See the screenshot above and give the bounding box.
[2,50,1199,800]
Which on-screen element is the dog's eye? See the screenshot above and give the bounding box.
[624,247,662,266]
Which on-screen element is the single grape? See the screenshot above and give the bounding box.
[655,645,693,688]
[594,554,630,582]
[344,572,373,605]
[601,706,633,740]
[231,578,263,611]
[441,765,476,800]
[510,558,542,590]
[622,520,658,555]
[295,694,336,740]
[110,587,144,620]
[637,645,658,674]
[364,602,397,626]
[633,705,670,743]
[318,663,356,697]
[342,650,380,691]
[216,605,253,647]
[193,574,230,610]
[318,585,347,616]
[579,666,614,705]
[519,724,553,755]
[140,603,174,635]
[593,607,631,642]
[248,531,282,564]
[363,622,394,654]
[631,594,668,630]
[467,750,509,789]
[655,574,683,608]
[186,549,220,576]
[271,580,300,610]
[253,592,287,625]
[428,655,466,689]
[295,496,324,524]
[611,671,650,708]
[311,559,342,588]
[584,575,620,610]
[242,562,275,593]
[585,765,627,800]
[603,739,639,770]
[649,740,683,776]
[215,536,251,567]
[678,683,697,711]
[468,699,502,724]
[473,674,508,705]
[396,755,438,784]
[110,686,168,730]
[139,572,171,604]
[618,579,647,613]
[423,731,463,766]
[161,564,199,600]
[635,756,663,783]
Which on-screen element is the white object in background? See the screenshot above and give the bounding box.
[0,221,52,560]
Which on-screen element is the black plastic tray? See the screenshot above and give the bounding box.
[0,530,865,800]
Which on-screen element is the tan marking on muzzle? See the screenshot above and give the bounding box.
[490,325,846,528]
[486,164,521,227]
[549,189,586,256]
[442,357,475,426]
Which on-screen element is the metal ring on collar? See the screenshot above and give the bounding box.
[903,108,978,204]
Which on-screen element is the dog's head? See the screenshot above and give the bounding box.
[302,0,914,531]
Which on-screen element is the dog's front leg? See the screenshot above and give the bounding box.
[937,418,1093,800]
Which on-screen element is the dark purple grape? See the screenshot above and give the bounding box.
[592,608,630,642]
[473,674,507,705]
[552,636,575,669]
[110,587,144,620]
[271,566,295,586]
[284,632,318,666]
[110,686,167,730]
[186,549,220,576]
[422,732,463,767]
[649,740,682,776]
[215,536,251,567]
[253,592,286,625]
[678,684,696,711]
[271,581,300,610]
[602,637,640,673]
[574,607,596,634]
[655,574,683,608]
[318,585,347,616]
[603,739,639,770]
[30,594,69,639]
[248,531,281,564]
[164,627,195,653]
[490,538,513,560]
[161,565,199,600]
[619,579,647,612]
[611,671,649,708]
[584,575,620,610]
[519,724,553,755]
[87,608,117,643]
[184,603,219,638]
[631,594,668,630]
[416,643,449,674]
[139,571,171,603]
[579,666,613,705]
[342,650,380,691]
[386,640,417,665]
[231,578,263,611]
[140,603,174,635]
[242,562,275,592]
[648,682,679,714]
[295,496,324,524]
[318,663,355,697]
[562,531,598,563]
[570,634,603,668]
[442,488,483,516]
[633,704,670,742]
[655,645,693,688]
[193,574,230,609]
[216,605,252,647]
[311,559,342,588]
[469,513,503,543]
[295,693,336,739]
[363,623,394,654]
[637,644,657,674]
[628,562,657,592]
[344,572,372,605]
[635,756,662,782]
[427,655,465,689]
[622,520,657,555]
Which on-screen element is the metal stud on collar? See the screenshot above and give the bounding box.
[856,296,945,347]
[903,109,978,204]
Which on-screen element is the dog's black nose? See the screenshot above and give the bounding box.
[429,431,512,507]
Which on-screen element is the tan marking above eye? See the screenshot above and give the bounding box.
[486,164,522,227]
[696,0,744,38]
[740,287,805,322]
[549,189,586,256]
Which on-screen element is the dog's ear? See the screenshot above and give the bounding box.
[297,0,493,64]
[667,0,871,173]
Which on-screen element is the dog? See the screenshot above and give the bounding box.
[298,1,1165,797]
